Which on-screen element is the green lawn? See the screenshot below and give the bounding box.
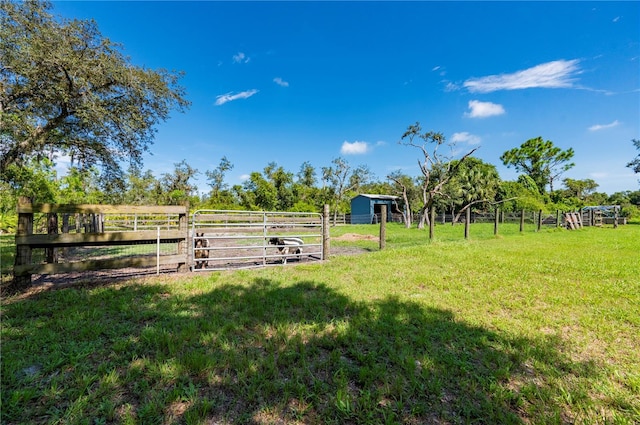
[1,224,639,424]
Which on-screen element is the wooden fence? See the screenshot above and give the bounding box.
[13,197,189,288]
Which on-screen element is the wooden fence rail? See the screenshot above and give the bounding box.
[13,197,189,290]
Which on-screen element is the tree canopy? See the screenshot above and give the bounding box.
[500,137,574,193]
[0,0,189,182]
[399,122,478,228]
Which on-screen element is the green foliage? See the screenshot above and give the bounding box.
[243,171,277,210]
[58,167,104,204]
[626,139,640,175]
[160,160,199,206]
[205,156,233,202]
[289,200,317,212]
[562,178,598,200]
[620,204,640,219]
[0,0,189,182]
[399,122,478,227]
[2,158,59,203]
[444,157,501,219]
[498,180,546,212]
[500,137,575,193]
[322,157,372,218]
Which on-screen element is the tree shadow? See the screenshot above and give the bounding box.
[2,278,600,424]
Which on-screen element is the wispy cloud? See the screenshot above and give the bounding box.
[443,81,459,92]
[232,52,250,64]
[588,120,620,131]
[464,59,581,93]
[273,77,289,87]
[612,16,620,23]
[451,132,481,145]
[432,65,446,76]
[465,100,505,118]
[589,172,608,179]
[341,141,369,155]
[215,89,259,106]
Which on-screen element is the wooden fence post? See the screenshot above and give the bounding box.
[62,214,70,259]
[177,204,189,272]
[13,196,33,290]
[46,212,59,263]
[379,204,387,250]
[464,208,471,239]
[494,207,499,235]
[429,205,435,240]
[520,209,525,232]
[322,204,330,260]
[537,209,543,231]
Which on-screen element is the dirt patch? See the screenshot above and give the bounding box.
[4,242,372,299]
[333,233,378,241]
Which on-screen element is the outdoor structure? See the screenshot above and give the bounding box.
[13,197,189,288]
[350,194,402,224]
[581,205,624,226]
[12,198,331,290]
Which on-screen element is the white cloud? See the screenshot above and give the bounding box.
[232,52,250,63]
[612,16,620,23]
[341,141,369,155]
[451,132,481,145]
[465,100,505,118]
[463,59,581,93]
[273,77,289,87]
[432,66,441,72]
[588,120,620,131]
[215,89,259,106]
[239,174,250,181]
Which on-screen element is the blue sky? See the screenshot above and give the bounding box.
[52,1,640,195]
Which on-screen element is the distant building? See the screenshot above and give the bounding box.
[350,194,402,224]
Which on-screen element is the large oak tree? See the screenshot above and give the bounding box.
[0,0,189,182]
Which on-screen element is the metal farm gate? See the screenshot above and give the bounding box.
[191,210,324,271]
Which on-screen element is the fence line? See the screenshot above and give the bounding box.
[192,209,325,271]
[13,197,189,289]
[12,199,624,290]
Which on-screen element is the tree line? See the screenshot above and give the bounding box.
[1,137,639,233]
[1,1,639,232]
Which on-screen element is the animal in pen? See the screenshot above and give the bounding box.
[194,232,210,269]
[269,237,304,264]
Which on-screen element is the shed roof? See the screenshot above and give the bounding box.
[352,194,399,201]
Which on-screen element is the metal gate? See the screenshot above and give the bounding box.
[191,210,324,271]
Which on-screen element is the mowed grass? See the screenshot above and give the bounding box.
[1,224,639,424]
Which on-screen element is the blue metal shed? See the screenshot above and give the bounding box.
[350,194,401,224]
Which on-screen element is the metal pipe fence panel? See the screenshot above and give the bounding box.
[192,210,323,271]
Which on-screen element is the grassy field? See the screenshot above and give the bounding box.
[1,223,639,424]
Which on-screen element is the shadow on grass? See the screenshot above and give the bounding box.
[2,279,599,424]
